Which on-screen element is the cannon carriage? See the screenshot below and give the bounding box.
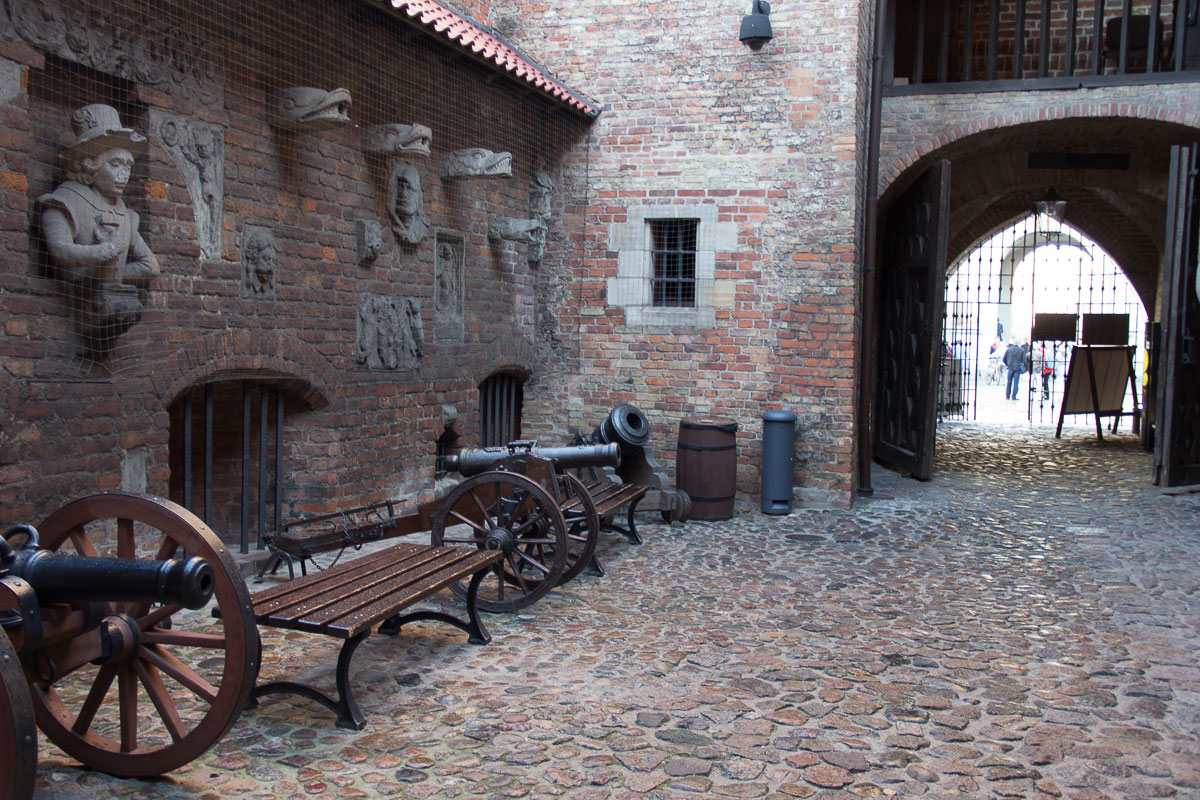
[0,493,258,798]
[265,440,630,612]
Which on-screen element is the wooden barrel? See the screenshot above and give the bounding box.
[675,417,738,520]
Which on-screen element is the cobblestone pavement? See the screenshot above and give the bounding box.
[32,422,1200,799]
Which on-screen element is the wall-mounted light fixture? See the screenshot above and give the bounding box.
[739,0,773,52]
[1034,187,1067,222]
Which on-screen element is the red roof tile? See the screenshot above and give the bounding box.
[389,0,598,117]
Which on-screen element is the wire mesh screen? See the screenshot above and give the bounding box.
[3,0,593,531]
[941,214,1149,425]
[650,218,698,308]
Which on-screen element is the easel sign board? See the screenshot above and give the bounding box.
[1057,345,1139,440]
[1081,313,1130,345]
[1031,313,1078,342]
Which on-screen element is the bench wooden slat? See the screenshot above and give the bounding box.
[249,543,500,639]
[276,552,494,637]
[251,543,460,616]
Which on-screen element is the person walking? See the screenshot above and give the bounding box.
[1003,341,1026,400]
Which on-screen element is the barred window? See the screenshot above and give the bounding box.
[479,372,524,447]
[650,219,698,308]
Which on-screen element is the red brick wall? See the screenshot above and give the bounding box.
[0,0,591,538]
[494,0,869,506]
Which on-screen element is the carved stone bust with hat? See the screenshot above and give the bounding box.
[60,103,147,160]
[39,102,159,360]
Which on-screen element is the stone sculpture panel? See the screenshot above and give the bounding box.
[356,293,424,370]
[1,0,223,105]
[434,231,464,341]
[151,111,223,261]
[240,225,276,298]
[387,161,428,245]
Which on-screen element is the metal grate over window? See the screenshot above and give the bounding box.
[479,372,524,447]
[650,219,698,308]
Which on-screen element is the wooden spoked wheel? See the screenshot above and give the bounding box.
[31,493,258,778]
[0,631,36,800]
[556,473,600,587]
[431,472,568,612]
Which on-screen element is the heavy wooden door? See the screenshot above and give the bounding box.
[1154,143,1200,487]
[874,160,951,480]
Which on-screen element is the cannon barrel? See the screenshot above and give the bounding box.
[591,403,651,454]
[4,550,215,610]
[443,442,621,477]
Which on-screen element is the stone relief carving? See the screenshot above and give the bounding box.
[528,171,555,263]
[240,225,276,298]
[434,231,464,341]
[438,148,512,179]
[356,219,381,266]
[272,87,352,131]
[356,293,424,370]
[37,103,160,359]
[387,161,428,245]
[362,123,432,157]
[151,111,223,261]
[1,0,223,105]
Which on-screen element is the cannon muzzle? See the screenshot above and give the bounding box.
[443,441,621,477]
[5,550,215,610]
[592,404,651,454]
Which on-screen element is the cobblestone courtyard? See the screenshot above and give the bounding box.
[33,421,1200,799]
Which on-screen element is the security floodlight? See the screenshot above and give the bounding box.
[739,0,773,52]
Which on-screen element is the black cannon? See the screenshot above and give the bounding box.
[576,404,692,523]
[3,530,215,615]
[0,493,258,793]
[441,440,621,477]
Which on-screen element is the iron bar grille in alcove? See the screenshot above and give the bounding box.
[479,372,524,447]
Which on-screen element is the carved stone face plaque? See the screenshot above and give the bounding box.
[434,231,465,341]
[356,293,424,370]
[438,148,513,179]
[273,87,352,130]
[362,123,432,157]
[241,225,277,297]
[387,161,428,245]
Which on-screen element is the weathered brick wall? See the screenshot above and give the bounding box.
[495,0,870,507]
[0,0,591,538]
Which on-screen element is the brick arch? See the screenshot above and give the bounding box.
[879,101,1200,196]
[153,329,334,410]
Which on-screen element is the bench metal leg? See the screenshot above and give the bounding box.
[255,549,299,581]
[248,631,369,730]
[601,494,645,545]
[378,566,492,645]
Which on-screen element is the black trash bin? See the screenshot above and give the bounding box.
[676,417,738,521]
[760,410,796,515]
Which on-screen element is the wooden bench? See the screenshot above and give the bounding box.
[561,477,648,576]
[238,542,503,730]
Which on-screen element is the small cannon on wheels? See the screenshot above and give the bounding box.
[265,441,623,613]
[575,404,692,524]
[0,493,258,797]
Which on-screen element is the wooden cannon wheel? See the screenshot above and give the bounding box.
[556,473,600,587]
[431,471,568,612]
[31,493,258,778]
[0,631,36,800]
